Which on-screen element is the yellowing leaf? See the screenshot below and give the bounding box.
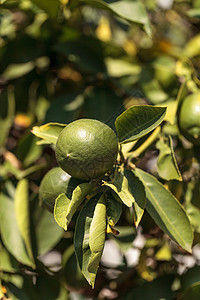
[31,122,66,144]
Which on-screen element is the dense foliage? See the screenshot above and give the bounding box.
[1,0,200,299]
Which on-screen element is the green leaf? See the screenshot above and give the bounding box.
[0,193,34,267]
[54,182,95,230]
[65,182,95,230]
[106,169,136,207]
[107,191,122,226]
[135,168,193,252]
[33,204,63,256]
[32,0,60,19]
[80,0,152,36]
[115,105,166,144]
[14,179,35,265]
[54,193,71,230]
[156,136,182,181]
[181,266,200,300]
[0,87,15,150]
[0,243,19,273]
[131,170,146,227]
[16,131,42,167]
[74,195,99,284]
[31,122,66,144]
[88,193,107,288]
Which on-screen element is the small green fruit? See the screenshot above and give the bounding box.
[55,119,118,180]
[39,167,70,213]
[178,92,200,146]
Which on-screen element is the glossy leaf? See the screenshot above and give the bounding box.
[31,122,66,144]
[54,193,70,230]
[0,193,34,267]
[115,105,166,144]
[135,168,193,252]
[14,179,35,264]
[88,193,107,288]
[74,195,99,284]
[80,0,152,36]
[156,136,182,181]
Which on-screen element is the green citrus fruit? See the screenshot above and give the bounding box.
[178,92,200,146]
[39,167,81,213]
[55,119,118,180]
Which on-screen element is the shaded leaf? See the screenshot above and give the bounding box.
[32,0,60,19]
[33,204,63,256]
[156,136,182,181]
[74,194,100,283]
[31,122,66,144]
[135,168,193,252]
[0,243,19,273]
[14,179,35,265]
[0,87,15,149]
[107,191,122,226]
[181,266,200,300]
[54,193,71,230]
[0,193,34,267]
[88,193,107,287]
[131,170,146,227]
[115,105,166,144]
[16,131,42,167]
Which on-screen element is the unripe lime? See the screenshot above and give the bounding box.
[39,167,71,213]
[55,119,118,180]
[178,92,200,146]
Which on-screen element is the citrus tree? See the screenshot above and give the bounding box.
[1,0,200,299]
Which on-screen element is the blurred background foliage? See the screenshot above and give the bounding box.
[0,0,200,299]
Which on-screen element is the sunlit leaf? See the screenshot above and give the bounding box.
[0,193,34,267]
[54,193,70,230]
[2,62,35,80]
[156,136,182,181]
[65,182,95,230]
[115,106,166,144]
[135,168,193,252]
[88,193,107,288]
[106,169,136,207]
[14,179,35,265]
[74,195,99,283]
[31,122,66,144]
